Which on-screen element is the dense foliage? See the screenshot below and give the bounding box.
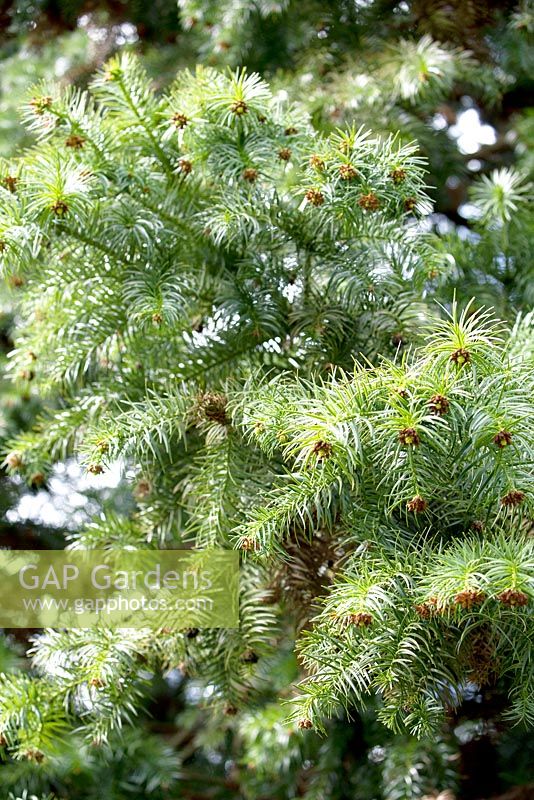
[0,2,533,799]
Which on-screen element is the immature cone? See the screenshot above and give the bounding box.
[500,490,525,507]
[30,96,53,114]
[493,430,513,448]
[178,159,192,175]
[230,100,248,115]
[414,597,439,618]
[224,705,238,716]
[5,451,23,470]
[30,471,45,487]
[404,197,417,212]
[348,612,373,627]
[198,391,228,424]
[87,463,104,475]
[3,175,17,192]
[134,478,151,499]
[185,627,199,639]
[278,147,292,161]
[241,649,259,663]
[470,520,484,532]
[311,440,333,460]
[398,427,420,446]
[454,588,486,610]
[0,733,7,746]
[242,168,258,183]
[240,536,259,552]
[428,394,449,415]
[407,495,428,513]
[305,188,325,207]
[390,168,407,184]
[65,134,85,149]
[51,200,69,216]
[309,155,325,170]
[298,718,313,729]
[450,348,470,366]
[497,589,529,607]
[358,192,380,211]
[339,164,358,180]
[284,126,298,135]
[172,112,189,129]
[415,604,430,618]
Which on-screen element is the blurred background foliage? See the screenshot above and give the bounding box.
[0,1,533,798]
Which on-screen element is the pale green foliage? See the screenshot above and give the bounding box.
[382,35,471,103]
[470,167,532,224]
[2,728,180,799]
[0,53,532,765]
[235,306,533,734]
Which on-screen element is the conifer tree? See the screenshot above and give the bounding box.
[0,4,533,800]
